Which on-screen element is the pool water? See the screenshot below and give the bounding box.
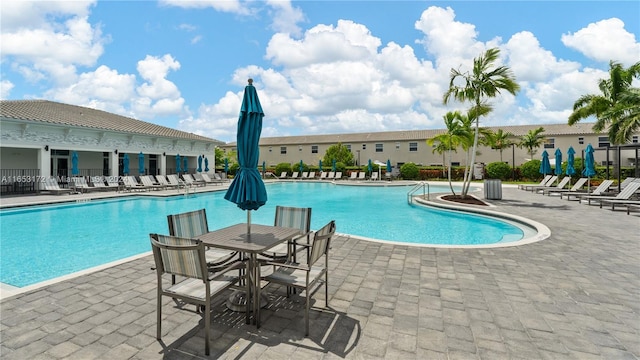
[0,182,523,287]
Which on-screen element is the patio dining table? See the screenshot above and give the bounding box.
[196,223,301,326]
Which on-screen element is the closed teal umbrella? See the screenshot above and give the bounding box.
[123,154,130,175]
[566,146,576,176]
[224,79,267,233]
[368,159,373,174]
[183,156,188,174]
[319,160,322,172]
[332,159,336,172]
[539,150,551,176]
[204,157,209,172]
[583,144,596,193]
[175,154,181,173]
[224,158,229,175]
[197,155,203,172]
[386,159,392,173]
[71,151,79,176]
[554,148,563,181]
[138,152,145,175]
[262,161,266,175]
[299,160,304,173]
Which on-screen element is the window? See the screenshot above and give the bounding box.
[598,136,610,148]
[632,135,638,144]
[451,162,460,166]
[311,145,318,154]
[409,142,418,152]
[375,143,383,152]
[362,144,366,150]
[543,138,555,149]
[280,146,287,155]
[346,144,351,152]
[298,145,302,151]
[578,137,584,145]
[269,147,272,152]
[395,142,400,150]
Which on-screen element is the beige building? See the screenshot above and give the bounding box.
[0,100,223,194]
[222,124,639,172]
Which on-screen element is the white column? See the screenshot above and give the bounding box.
[38,147,51,190]
[110,151,119,178]
[160,153,167,175]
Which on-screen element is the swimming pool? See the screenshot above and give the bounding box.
[1,182,528,287]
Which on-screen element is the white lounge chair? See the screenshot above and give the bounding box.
[140,175,165,190]
[348,172,358,180]
[334,172,342,180]
[562,179,614,201]
[319,172,329,180]
[535,176,570,194]
[581,180,640,206]
[290,172,299,179]
[370,172,378,181]
[156,175,180,189]
[182,173,206,187]
[543,177,588,196]
[200,173,224,185]
[519,175,552,190]
[358,172,366,180]
[42,177,72,195]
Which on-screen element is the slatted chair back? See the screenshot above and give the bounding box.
[308,220,336,266]
[274,206,312,235]
[167,209,209,238]
[151,234,206,280]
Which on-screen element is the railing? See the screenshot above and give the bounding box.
[407,182,429,204]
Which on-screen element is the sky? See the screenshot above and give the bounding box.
[1,1,639,143]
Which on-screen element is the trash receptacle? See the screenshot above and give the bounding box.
[484,179,502,200]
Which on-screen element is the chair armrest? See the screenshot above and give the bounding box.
[207,259,245,280]
[262,261,309,271]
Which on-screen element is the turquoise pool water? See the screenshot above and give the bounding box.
[0,182,524,287]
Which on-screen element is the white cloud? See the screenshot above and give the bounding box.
[1,80,15,99]
[562,18,640,66]
[266,0,305,37]
[159,0,250,15]
[134,55,185,117]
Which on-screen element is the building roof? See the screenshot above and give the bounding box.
[0,100,221,143]
[226,122,601,146]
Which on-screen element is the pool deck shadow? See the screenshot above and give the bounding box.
[1,182,639,359]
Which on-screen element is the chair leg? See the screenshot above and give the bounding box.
[156,289,162,339]
[305,291,310,337]
[204,301,210,356]
[256,265,261,328]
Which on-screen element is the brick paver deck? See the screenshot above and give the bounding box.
[1,185,638,359]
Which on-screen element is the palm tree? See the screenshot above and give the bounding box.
[568,60,640,144]
[482,128,514,162]
[518,127,546,159]
[430,141,449,178]
[443,48,520,197]
[427,111,472,195]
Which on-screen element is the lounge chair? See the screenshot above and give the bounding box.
[301,172,309,179]
[348,172,358,180]
[334,171,342,180]
[182,173,206,187]
[358,172,366,180]
[139,175,165,190]
[278,172,288,179]
[42,177,72,195]
[535,176,570,194]
[166,174,186,189]
[326,171,335,180]
[155,175,179,189]
[543,177,588,196]
[370,172,378,181]
[562,179,614,201]
[200,173,224,185]
[306,171,316,179]
[123,175,149,191]
[71,176,102,193]
[290,172,299,179]
[150,234,247,356]
[105,176,121,190]
[518,175,552,190]
[258,220,336,336]
[526,175,557,192]
[581,180,640,206]
[88,176,112,191]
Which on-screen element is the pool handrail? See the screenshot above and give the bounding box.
[407,182,429,203]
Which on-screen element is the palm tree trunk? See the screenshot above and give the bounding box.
[463,118,480,198]
[448,149,456,196]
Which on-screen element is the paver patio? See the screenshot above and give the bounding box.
[0,184,638,359]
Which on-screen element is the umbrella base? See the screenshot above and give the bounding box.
[225,290,268,312]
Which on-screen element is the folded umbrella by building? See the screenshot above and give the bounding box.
[224,158,229,176]
[566,146,576,177]
[197,155,203,172]
[123,153,130,175]
[554,148,562,184]
[224,79,268,234]
[332,159,336,172]
[539,150,551,177]
[299,160,304,173]
[368,159,373,175]
[175,154,181,174]
[138,152,145,175]
[183,157,188,174]
[71,151,79,176]
[582,144,596,193]
[319,160,322,172]
[204,157,209,172]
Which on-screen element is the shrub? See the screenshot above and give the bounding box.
[274,163,291,176]
[400,162,420,179]
[519,160,542,180]
[485,162,512,180]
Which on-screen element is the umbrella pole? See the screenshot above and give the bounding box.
[247,210,251,235]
